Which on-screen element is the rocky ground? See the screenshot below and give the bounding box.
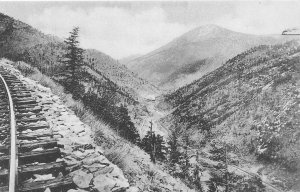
[0,59,131,192]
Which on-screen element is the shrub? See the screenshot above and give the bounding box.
[13,61,37,76]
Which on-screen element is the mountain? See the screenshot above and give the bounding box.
[0,13,159,99]
[0,13,59,57]
[119,54,142,66]
[84,49,159,98]
[125,24,294,89]
[160,40,300,191]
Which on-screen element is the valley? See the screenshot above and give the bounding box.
[129,38,300,192]
[0,7,300,192]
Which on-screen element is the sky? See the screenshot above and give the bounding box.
[0,1,299,59]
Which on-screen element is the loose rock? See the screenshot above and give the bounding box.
[72,170,93,189]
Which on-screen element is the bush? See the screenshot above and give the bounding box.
[105,146,128,170]
[14,61,38,76]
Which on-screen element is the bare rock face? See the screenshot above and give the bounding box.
[72,170,93,189]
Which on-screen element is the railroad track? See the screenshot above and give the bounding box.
[0,68,74,192]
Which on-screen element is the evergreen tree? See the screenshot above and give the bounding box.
[140,131,153,156]
[235,176,266,192]
[209,142,226,162]
[192,150,204,192]
[208,142,228,191]
[180,132,191,179]
[208,142,231,192]
[193,164,204,192]
[168,127,182,174]
[155,134,167,161]
[141,129,166,162]
[208,141,266,192]
[207,180,218,192]
[62,27,84,96]
[149,121,156,163]
[118,105,140,144]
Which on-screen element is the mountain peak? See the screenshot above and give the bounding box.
[126,22,288,88]
[172,24,233,44]
[195,24,224,31]
[186,24,231,38]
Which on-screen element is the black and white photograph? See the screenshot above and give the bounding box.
[0,1,299,191]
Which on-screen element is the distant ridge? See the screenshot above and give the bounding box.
[124,24,296,90]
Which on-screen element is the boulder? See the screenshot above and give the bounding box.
[94,166,114,176]
[82,154,101,165]
[93,174,129,192]
[110,165,126,178]
[72,170,93,188]
[126,187,139,192]
[93,175,113,192]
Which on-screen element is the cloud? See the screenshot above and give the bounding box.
[26,6,192,59]
[2,1,299,59]
[213,1,300,35]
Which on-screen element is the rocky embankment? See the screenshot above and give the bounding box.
[1,59,130,192]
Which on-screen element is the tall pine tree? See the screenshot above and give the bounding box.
[118,105,140,144]
[62,27,84,96]
[193,150,204,192]
[181,132,191,179]
[140,123,166,163]
[155,134,167,161]
[168,127,182,175]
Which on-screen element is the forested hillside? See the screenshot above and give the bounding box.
[161,40,300,191]
[84,49,159,97]
[0,13,158,100]
[0,12,164,152]
[0,12,163,134]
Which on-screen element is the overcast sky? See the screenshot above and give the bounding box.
[0,1,299,59]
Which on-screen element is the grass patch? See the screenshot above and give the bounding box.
[105,145,130,170]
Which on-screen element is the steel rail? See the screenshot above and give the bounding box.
[0,73,18,192]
